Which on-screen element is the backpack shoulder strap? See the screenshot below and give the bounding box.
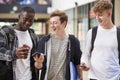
[69,34,76,50]
[90,26,98,54]
[117,27,120,64]
[69,35,76,60]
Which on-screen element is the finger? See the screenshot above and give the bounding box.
[23,44,30,48]
[17,54,27,59]
[40,54,44,62]
[20,52,28,56]
[20,54,27,59]
[23,55,27,59]
[83,67,90,71]
[33,55,40,61]
[81,66,89,71]
[80,62,85,66]
[22,48,29,52]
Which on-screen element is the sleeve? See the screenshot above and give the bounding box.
[0,29,16,61]
[81,29,92,67]
[36,36,46,54]
[74,37,82,65]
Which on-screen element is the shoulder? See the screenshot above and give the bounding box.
[69,34,77,41]
[0,25,15,36]
[1,25,14,32]
[86,28,94,38]
[39,34,51,43]
[28,28,39,42]
[28,28,37,37]
[69,34,80,44]
[88,26,98,33]
[28,28,35,33]
[117,27,120,31]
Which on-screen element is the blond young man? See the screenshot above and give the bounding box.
[80,0,120,80]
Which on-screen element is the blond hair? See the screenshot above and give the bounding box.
[93,0,113,13]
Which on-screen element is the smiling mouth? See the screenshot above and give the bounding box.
[52,28,56,31]
[24,25,30,28]
[98,20,102,23]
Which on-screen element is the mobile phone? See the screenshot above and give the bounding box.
[32,52,41,57]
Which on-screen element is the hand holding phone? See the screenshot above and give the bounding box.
[80,62,90,71]
[33,52,44,62]
[16,44,30,59]
[33,53,44,69]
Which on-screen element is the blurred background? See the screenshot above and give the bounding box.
[0,0,120,79]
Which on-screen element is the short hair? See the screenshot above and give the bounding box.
[50,10,68,23]
[20,6,35,14]
[93,0,113,13]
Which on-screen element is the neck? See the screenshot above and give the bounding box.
[102,20,114,29]
[54,31,67,40]
[14,24,21,30]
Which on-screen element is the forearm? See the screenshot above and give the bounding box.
[76,64,83,80]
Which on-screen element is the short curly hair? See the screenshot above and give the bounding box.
[93,0,113,13]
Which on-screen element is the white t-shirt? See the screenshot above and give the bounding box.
[81,25,120,80]
[15,29,33,80]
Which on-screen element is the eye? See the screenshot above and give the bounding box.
[23,18,27,22]
[50,21,58,25]
[53,21,57,24]
[50,22,53,25]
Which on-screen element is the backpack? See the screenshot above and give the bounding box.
[1,25,16,49]
[0,25,15,80]
[91,26,120,64]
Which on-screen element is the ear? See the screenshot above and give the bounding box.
[108,10,112,17]
[62,21,67,28]
[18,14,21,19]
[108,12,111,17]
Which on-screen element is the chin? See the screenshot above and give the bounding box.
[99,22,103,26]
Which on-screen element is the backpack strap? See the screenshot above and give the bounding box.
[68,34,77,80]
[117,27,120,64]
[90,26,98,54]
[69,35,76,61]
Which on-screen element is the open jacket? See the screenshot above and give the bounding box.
[0,25,39,80]
[36,34,82,80]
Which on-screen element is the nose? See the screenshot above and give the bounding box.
[96,16,101,21]
[96,16,98,20]
[50,25,54,29]
[50,23,55,27]
[25,21,31,26]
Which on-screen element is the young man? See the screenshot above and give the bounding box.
[33,10,83,80]
[0,6,39,80]
[80,0,120,80]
